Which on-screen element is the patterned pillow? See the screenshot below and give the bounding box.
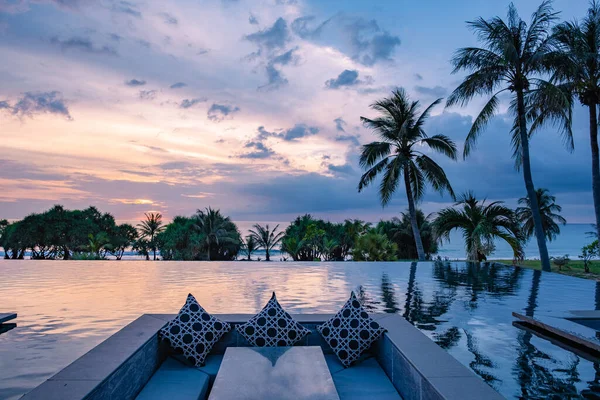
[160,293,231,366]
[237,292,310,347]
[317,292,386,367]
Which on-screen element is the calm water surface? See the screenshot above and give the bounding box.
[1,260,599,399]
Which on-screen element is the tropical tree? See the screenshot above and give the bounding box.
[352,231,398,261]
[242,235,259,261]
[137,212,166,260]
[553,1,600,243]
[109,223,139,260]
[433,192,525,262]
[376,209,439,260]
[516,188,566,242]
[249,224,284,261]
[447,1,573,271]
[194,207,241,261]
[358,88,457,261]
[281,236,305,261]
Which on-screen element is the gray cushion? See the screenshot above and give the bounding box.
[327,356,401,400]
[136,357,210,400]
[196,354,223,384]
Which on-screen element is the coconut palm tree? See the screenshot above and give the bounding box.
[447,1,573,272]
[136,212,166,260]
[358,88,457,261]
[553,1,600,243]
[249,224,284,261]
[516,188,566,242]
[242,235,258,261]
[194,207,238,261]
[433,192,524,262]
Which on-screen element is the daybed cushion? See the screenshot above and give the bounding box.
[196,354,223,384]
[136,357,210,400]
[160,293,231,366]
[325,355,401,400]
[237,292,310,347]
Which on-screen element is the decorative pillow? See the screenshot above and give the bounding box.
[237,292,310,347]
[317,292,386,367]
[160,293,231,366]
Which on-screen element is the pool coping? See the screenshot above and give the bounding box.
[20,313,504,400]
[513,310,600,354]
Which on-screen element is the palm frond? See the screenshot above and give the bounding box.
[420,134,458,160]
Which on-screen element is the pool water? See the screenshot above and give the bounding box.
[0,260,599,399]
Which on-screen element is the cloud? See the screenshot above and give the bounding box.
[125,78,146,86]
[259,47,298,91]
[280,124,319,141]
[158,11,177,25]
[414,73,423,81]
[51,37,118,56]
[325,69,363,89]
[170,82,187,89]
[0,100,11,109]
[345,18,400,65]
[180,98,206,108]
[291,15,400,66]
[207,103,240,121]
[139,90,157,100]
[111,1,141,17]
[239,141,277,159]
[255,124,319,142]
[334,117,346,132]
[245,17,290,52]
[249,14,258,25]
[414,85,447,97]
[328,163,355,175]
[335,134,360,147]
[291,15,333,39]
[10,91,72,120]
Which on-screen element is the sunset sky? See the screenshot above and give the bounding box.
[0,0,594,224]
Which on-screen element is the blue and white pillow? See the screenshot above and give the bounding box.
[160,294,231,366]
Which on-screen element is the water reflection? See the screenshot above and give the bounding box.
[1,260,600,399]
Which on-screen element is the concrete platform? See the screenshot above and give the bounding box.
[21,314,505,400]
[0,313,17,323]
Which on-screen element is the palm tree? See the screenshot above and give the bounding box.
[553,1,600,243]
[137,212,166,260]
[516,188,566,242]
[433,192,524,262]
[358,88,457,261]
[242,235,258,261]
[447,1,573,272]
[194,207,237,261]
[249,224,284,261]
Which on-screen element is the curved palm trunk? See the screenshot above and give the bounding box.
[517,90,551,272]
[265,248,270,261]
[404,167,426,261]
[589,105,600,243]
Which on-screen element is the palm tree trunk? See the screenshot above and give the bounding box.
[404,167,426,261]
[589,105,600,243]
[265,248,270,261]
[517,90,551,272]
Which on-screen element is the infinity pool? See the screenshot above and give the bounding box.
[0,260,598,399]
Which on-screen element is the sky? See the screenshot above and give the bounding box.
[0,0,595,224]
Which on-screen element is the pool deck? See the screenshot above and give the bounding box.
[0,313,16,324]
[513,310,600,354]
[20,313,505,400]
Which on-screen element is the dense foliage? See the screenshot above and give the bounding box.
[0,205,137,260]
[279,212,437,262]
[157,208,242,261]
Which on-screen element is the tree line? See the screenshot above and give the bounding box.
[0,189,576,262]
[358,1,600,272]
